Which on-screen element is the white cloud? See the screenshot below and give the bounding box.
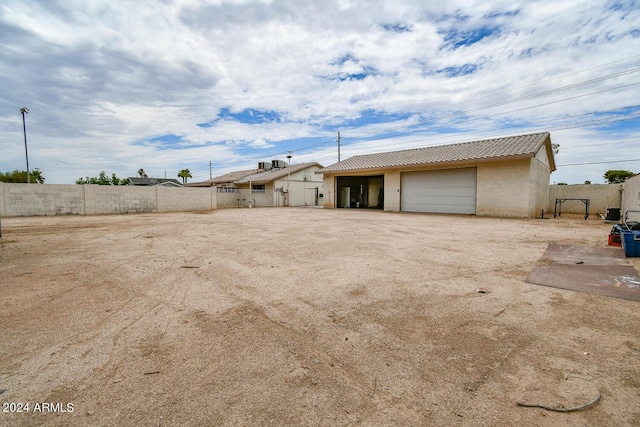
[0,0,638,185]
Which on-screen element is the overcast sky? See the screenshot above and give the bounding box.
[1,0,639,185]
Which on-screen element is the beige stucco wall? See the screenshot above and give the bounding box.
[621,174,640,222]
[476,159,531,217]
[529,157,551,218]
[319,146,553,218]
[321,175,334,208]
[230,166,323,208]
[323,160,538,217]
[547,184,622,216]
[274,166,323,207]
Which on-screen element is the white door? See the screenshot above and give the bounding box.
[401,168,477,214]
[339,187,351,208]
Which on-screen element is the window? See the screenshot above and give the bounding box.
[217,187,238,193]
[251,184,266,193]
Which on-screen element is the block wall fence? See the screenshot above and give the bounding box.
[547,183,623,216]
[2,181,637,218]
[0,183,216,217]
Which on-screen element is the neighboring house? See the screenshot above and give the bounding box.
[189,169,256,188]
[128,177,182,187]
[316,132,556,218]
[622,173,640,221]
[191,160,325,207]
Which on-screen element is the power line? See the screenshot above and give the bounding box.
[194,58,640,171]
[558,159,640,167]
[290,105,640,164]
[334,104,640,158]
[338,67,640,143]
[269,76,640,160]
[250,60,640,160]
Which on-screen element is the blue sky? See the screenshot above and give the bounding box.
[0,0,639,184]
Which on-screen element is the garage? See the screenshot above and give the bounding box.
[401,168,477,214]
[336,175,384,209]
[317,133,555,217]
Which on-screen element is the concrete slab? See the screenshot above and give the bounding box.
[525,243,640,301]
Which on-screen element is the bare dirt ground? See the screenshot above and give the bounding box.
[1,208,639,426]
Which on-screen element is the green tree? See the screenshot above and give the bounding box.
[111,173,129,185]
[30,168,45,183]
[0,169,44,183]
[584,180,591,185]
[178,168,192,185]
[76,171,127,185]
[137,168,148,178]
[603,170,635,184]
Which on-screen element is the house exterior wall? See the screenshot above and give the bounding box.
[322,175,335,208]
[547,184,622,216]
[475,159,531,217]
[529,157,551,218]
[271,167,323,207]
[0,183,216,217]
[218,166,323,208]
[622,174,640,221]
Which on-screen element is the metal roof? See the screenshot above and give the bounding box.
[195,169,257,185]
[235,162,323,184]
[316,132,555,174]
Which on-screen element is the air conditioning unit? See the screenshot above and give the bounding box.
[258,162,272,170]
[271,160,286,169]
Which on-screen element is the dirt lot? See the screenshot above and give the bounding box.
[1,208,639,426]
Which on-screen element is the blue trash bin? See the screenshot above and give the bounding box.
[621,231,640,257]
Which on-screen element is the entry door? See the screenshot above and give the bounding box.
[401,168,477,214]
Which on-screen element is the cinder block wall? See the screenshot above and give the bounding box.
[94,185,157,214]
[547,184,622,215]
[0,183,84,216]
[157,186,215,212]
[0,183,216,217]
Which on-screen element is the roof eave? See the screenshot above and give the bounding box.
[317,154,538,175]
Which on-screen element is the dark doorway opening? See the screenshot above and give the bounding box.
[336,175,384,209]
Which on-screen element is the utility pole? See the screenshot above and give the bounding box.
[20,107,30,183]
[286,151,292,190]
[337,131,341,162]
[286,151,292,206]
[209,160,212,179]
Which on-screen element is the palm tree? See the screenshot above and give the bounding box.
[137,168,148,178]
[178,168,192,185]
[29,168,45,184]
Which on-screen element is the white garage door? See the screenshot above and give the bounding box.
[401,168,477,214]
